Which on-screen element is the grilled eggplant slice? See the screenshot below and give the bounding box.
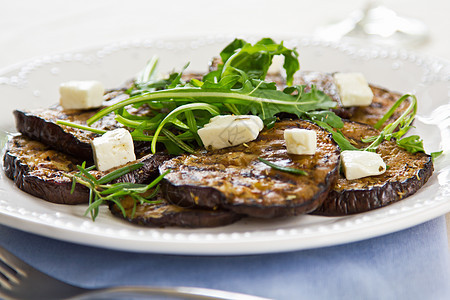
[13,90,154,161]
[160,120,340,218]
[3,135,170,205]
[312,121,433,216]
[109,196,242,228]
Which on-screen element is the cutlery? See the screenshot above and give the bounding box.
[0,246,270,300]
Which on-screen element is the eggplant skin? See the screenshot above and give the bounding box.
[160,120,341,218]
[312,121,434,216]
[109,197,242,228]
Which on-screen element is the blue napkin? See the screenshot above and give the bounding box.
[0,217,449,300]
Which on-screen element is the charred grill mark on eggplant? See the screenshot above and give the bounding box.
[160,120,341,218]
[312,121,433,216]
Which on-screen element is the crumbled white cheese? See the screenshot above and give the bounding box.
[284,128,317,155]
[333,72,374,107]
[268,55,285,74]
[91,128,136,172]
[341,150,386,180]
[198,115,264,150]
[59,80,104,110]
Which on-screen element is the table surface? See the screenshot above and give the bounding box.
[0,1,449,298]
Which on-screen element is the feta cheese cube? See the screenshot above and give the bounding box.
[198,115,264,150]
[268,55,285,74]
[91,128,136,172]
[341,150,386,180]
[284,128,317,155]
[333,72,374,107]
[59,80,104,110]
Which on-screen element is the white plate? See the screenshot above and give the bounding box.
[0,36,449,255]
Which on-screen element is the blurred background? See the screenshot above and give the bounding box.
[1,0,449,68]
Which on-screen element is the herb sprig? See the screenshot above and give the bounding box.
[258,158,308,175]
[68,162,169,221]
[312,94,431,155]
[361,94,420,152]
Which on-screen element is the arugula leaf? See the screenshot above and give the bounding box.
[327,93,429,156]
[160,128,195,154]
[70,38,331,155]
[306,110,344,129]
[217,38,300,85]
[167,62,190,89]
[85,50,335,154]
[150,102,220,153]
[219,38,247,62]
[313,120,359,151]
[66,38,429,158]
[130,61,191,97]
[431,150,443,161]
[364,94,419,152]
[88,84,335,126]
[56,120,106,135]
[135,56,159,86]
[396,135,424,153]
[201,74,241,90]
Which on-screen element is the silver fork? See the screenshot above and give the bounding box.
[0,246,271,300]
